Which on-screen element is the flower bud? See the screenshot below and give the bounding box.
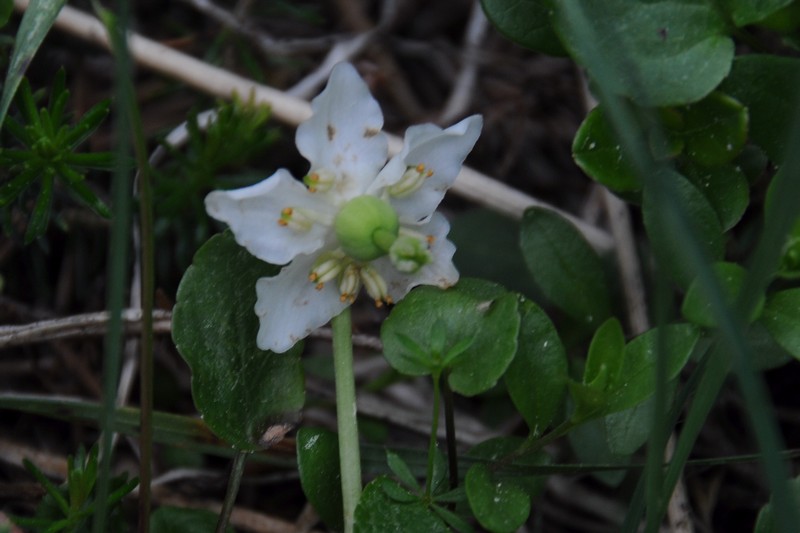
[334,195,399,261]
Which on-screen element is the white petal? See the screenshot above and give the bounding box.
[374,115,482,224]
[205,169,336,265]
[255,253,348,353]
[296,63,388,200]
[372,213,459,302]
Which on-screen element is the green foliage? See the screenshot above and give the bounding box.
[519,207,612,324]
[172,231,305,450]
[296,428,345,532]
[504,298,568,436]
[571,323,699,421]
[155,96,280,268]
[682,262,765,327]
[150,507,233,533]
[0,0,67,128]
[0,70,113,242]
[10,446,137,532]
[381,279,520,396]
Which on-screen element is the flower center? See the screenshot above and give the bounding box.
[334,195,399,261]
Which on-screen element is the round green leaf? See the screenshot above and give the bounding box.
[684,164,749,231]
[605,323,700,413]
[172,232,305,450]
[682,262,765,328]
[681,92,748,168]
[584,317,626,390]
[465,463,530,533]
[520,207,612,324]
[504,298,568,435]
[720,55,800,163]
[552,0,734,106]
[642,170,725,288]
[573,106,641,192]
[721,0,794,26]
[296,428,344,532]
[480,0,566,55]
[761,288,800,360]
[381,280,520,396]
[354,476,448,533]
[467,436,550,498]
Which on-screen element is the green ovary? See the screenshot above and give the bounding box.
[334,195,400,261]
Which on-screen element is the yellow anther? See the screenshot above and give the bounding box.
[316,283,325,290]
[416,163,425,173]
[279,206,314,232]
[426,235,435,245]
[309,272,319,282]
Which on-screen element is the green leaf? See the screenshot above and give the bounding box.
[0,0,12,27]
[682,262,765,327]
[387,450,421,491]
[504,298,568,435]
[684,164,749,231]
[642,170,724,288]
[551,0,734,106]
[467,436,550,498]
[720,55,800,163]
[573,105,642,192]
[381,280,520,396]
[755,475,800,533]
[296,428,344,532]
[760,288,800,360]
[605,323,700,413]
[520,207,612,324]
[150,506,232,533]
[567,416,629,486]
[449,208,540,297]
[721,0,794,26]
[465,463,530,533]
[584,317,626,390]
[479,0,566,55]
[354,476,449,533]
[172,232,305,450]
[0,0,68,129]
[680,92,748,168]
[604,379,676,455]
[24,171,54,243]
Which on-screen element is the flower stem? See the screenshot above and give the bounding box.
[425,370,442,499]
[331,307,361,533]
[441,374,459,490]
[216,451,248,533]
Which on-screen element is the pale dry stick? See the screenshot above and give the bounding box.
[580,81,694,533]
[438,0,489,125]
[0,309,383,352]
[287,31,374,99]
[179,0,336,56]
[11,0,613,252]
[0,309,172,349]
[155,493,325,533]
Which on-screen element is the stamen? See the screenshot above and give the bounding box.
[303,168,337,193]
[388,163,434,198]
[309,251,347,288]
[338,263,361,303]
[278,206,315,232]
[360,265,390,307]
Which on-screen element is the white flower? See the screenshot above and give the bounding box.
[205,63,482,353]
